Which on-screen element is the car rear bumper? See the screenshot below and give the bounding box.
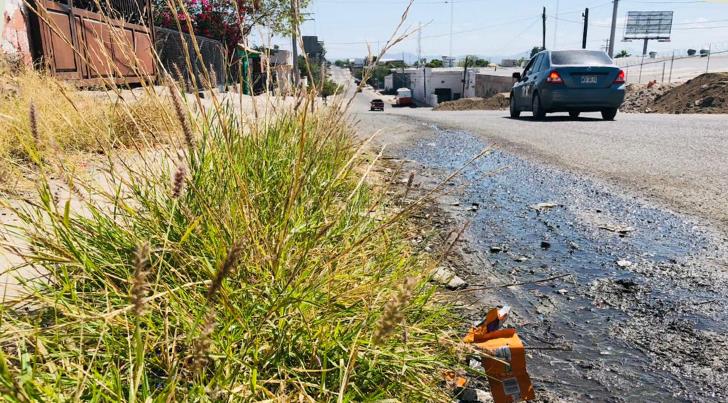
[540,85,625,111]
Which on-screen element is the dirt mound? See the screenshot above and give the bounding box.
[434,94,509,111]
[620,82,675,113]
[648,73,728,114]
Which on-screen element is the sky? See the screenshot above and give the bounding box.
[250,0,728,61]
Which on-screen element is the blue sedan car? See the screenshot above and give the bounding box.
[510,50,626,120]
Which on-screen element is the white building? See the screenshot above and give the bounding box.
[401,67,498,105]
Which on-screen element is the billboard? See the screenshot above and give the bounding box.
[624,11,674,40]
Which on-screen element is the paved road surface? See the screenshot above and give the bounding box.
[332,66,728,401]
[333,66,728,230]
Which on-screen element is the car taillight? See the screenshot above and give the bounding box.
[614,70,626,84]
[546,70,563,84]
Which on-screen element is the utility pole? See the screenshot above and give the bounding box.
[290,0,300,85]
[553,0,559,49]
[449,0,454,64]
[417,22,422,67]
[542,7,547,50]
[608,0,619,58]
[582,8,589,49]
[461,56,469,97]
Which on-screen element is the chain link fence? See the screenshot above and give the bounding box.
[154,27,226,90]
[614,42,728,84]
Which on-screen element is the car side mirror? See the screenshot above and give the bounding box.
[512,72,522,81]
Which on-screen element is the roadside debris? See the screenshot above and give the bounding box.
[460,306,535,403]
[431,267,468,290]
[598,224,634,235]
[621,73,728,114]
[617,259,633,268]
[620,82,674,113]
[529,202,558,211]
[433,94,510,111]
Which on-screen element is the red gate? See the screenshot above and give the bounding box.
[32,0,156,85]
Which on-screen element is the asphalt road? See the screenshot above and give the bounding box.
[332,66,728,401]
[335,66,728,231]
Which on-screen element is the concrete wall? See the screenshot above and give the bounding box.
[474,74,514,98]
[402,67,488,105]
[1,0,32,65]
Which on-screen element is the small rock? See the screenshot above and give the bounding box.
[556,288,568,295]
[540,241,551,250]
[489,246,503,253]
[530,202,558,211]
[513,255,529,262]
[431,267,468,290]
[457,387,494,403]
[617,259,632,268]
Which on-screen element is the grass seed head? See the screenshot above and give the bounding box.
[209,65,217,90]
[372,277,417,345]
[29,102,39,146]
[206,241,244,301]
[406,171,415,189]
[172,63,188,93]
[131,242,151,316]
[172,162,187,198]
[191,309,216,373]
[167,76,195,152]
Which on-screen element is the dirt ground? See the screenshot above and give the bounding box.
[434,94,510,111]
[621,73,728,114]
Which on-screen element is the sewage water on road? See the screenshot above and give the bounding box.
[396,127,728,402]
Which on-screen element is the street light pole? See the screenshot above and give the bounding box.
[449,0,454,65]
[582,8,589,49]
[608,0,619,58]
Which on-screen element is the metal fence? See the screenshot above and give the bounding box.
[73,0,149,24]
[154,27,226,90]
[614,42,728,84]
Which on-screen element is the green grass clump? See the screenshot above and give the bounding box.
[0,92,460,401]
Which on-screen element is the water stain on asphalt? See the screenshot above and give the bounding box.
[395,127,728,402]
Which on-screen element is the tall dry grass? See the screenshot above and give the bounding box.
[0,57,178,190]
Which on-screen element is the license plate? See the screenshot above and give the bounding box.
[581,75,598,84]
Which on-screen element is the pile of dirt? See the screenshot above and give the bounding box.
[434,93,509,111]
[620,82,675,113]
[648,72,728,114]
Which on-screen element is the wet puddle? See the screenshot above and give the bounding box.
[397,127,728,402]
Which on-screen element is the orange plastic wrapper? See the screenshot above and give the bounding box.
[463,306,511,343]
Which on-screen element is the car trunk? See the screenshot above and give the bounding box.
[554,66,620,89]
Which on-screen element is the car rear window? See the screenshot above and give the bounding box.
[551,50,613,65]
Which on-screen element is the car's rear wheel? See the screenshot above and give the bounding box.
[509,95,520,118]
[601,108,618,120]
[569,111,580,119]
[532,94,546,120]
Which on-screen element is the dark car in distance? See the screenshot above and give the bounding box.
[370,99,385,111]
[510,50,626,120]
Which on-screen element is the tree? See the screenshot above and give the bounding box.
[458,56,490,68]
[425,59,443,68]
[298,55,322,84]
[153,0,312,50]
[615,49,631,58]
[334,59,349,68]
[320,80,341,98]
[530,46,543,58]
